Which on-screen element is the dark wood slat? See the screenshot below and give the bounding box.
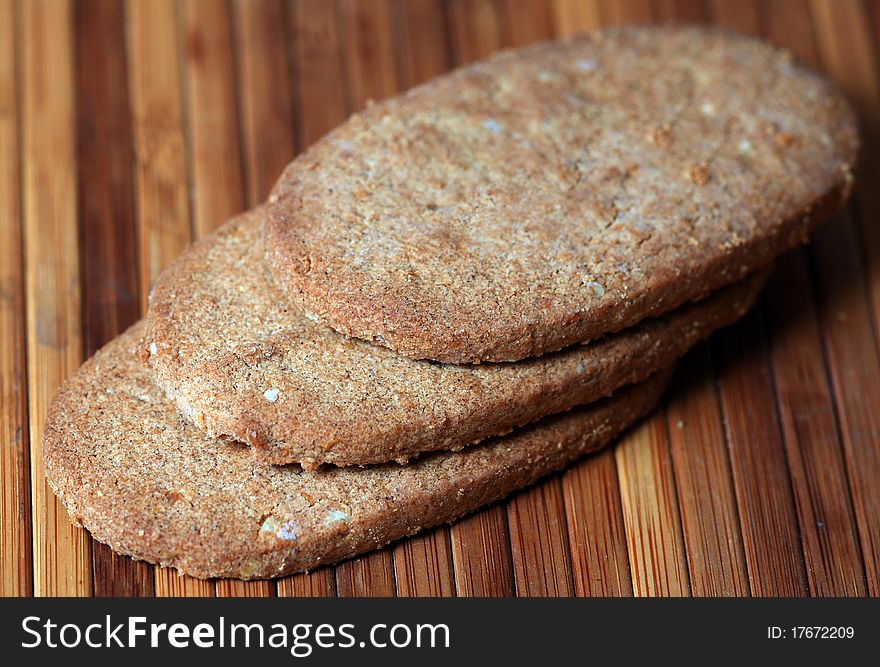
[287,0,349,149]
[807,211,880,598]
[508,482,575,596]
[278,566,337,597]
[503,0,553,45]
[666,347,750,596]
[126,0,192,308]
[654,0,708,22]
[393,0,451,86]
[449,506,515,596]
[76,0,141,353]
[816,0,880,340]
[714,312,809,596]
[126,0,213,597]
[0,0,32,598]
[599,0,655,24]
[75,0,154,596]
[339,0,398,109]
[763,257,868,596]
[336,553,397,597]
[392,530,457,597]
[708,0,759,30]
[615,416,692,596]
[448,0,506,63]
[562,451,634,597]
[22,0,93,596]
[550,0,602,37]
[809,0,880,597]
[180,0,245,237]
[232,0,296,205]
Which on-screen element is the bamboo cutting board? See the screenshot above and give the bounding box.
[2,0,878,598]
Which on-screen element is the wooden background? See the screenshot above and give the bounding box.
[1,0,879,597]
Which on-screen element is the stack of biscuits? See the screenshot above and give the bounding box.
[44,26,857,580]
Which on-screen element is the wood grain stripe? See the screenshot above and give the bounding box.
[810,0,880,339]
[708,0,759,30]
[503,0,553,45]
[392,0,452,89]
[393,530,457,597]
[654,0,707,22]
[807,210,880,598]
[287,0,349,150]
[232,0,296,205]
[180,0,245,238]
[126,0,192,307]
[763,257,867,596]
[551,0,602,36]
[714,312,809,596]
[21,0,92,596]
[450,506,515,596]
[340,0,398,109]
[599,0,655,24]
[448,0,506,63]
[508,482,575,596]
[0,0,32,598]
[615,416,691,597]
[562,451,634,597]
[666,347,750,596]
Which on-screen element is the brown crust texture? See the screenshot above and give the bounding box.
[266,25,857,363]
[43,323,670,580]
[144,209,766,469]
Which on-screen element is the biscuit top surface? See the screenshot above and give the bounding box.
[266,25,857,363]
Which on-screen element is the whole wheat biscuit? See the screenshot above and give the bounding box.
[44,323,670,580]
[144,209,765,469]
[266,25,857,363]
